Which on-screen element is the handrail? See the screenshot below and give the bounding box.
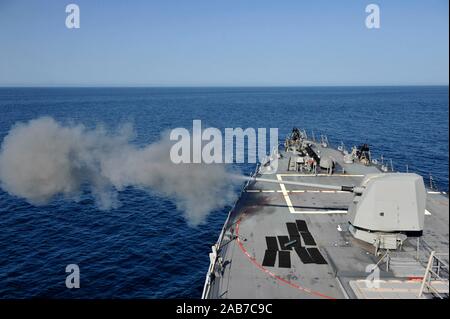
[418,251,449,298]
[201,163,260,299]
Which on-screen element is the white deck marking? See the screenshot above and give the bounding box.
[290,209,432,215]
[290,210,348,214]
[427,191,445,195]
[276,174,348,214]
[253,175,435,216]
[276,174,364,177]
[245,189,348,193]
[276,174,296,214]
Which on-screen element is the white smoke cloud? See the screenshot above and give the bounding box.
[0,117,239,226]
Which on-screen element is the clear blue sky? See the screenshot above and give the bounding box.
[0,0,448,86]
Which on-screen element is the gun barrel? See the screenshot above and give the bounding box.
[252,177,354,192]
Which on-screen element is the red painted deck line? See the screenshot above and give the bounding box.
[235,214,337,300]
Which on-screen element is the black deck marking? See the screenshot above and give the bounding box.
[286,222,299,237]
[265,236,279,251]
[307,247,328,264]
[295,219,309,232]
[277,236,292,250]
[294,246,314,264]
[289,235,302,247]
[262,250,277,267]
[278,250,291,268]
[300,232,317,246]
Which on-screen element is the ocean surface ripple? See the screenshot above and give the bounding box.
[0,86,448,298]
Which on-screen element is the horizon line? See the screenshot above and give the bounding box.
[0,84,448,89]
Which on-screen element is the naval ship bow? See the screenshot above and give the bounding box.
[202,128,449,299]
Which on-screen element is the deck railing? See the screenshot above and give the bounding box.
[201,163,259,299]
[418,251,449,298]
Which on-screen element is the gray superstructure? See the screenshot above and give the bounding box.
[202,129,449,299]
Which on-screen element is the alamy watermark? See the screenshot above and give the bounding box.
[365,264,381,288]
[169,120,279,171]
[65,4,80,29]
[65,264,80,288]
[65,3,380,30]
[366,4,381,29]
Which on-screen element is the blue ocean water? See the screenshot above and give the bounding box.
[0,86,448,298]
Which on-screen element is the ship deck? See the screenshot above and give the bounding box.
[204,142,449,299]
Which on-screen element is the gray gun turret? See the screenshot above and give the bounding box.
[252,173,426,251]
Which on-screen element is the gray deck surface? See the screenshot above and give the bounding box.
[205,142,449,299]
